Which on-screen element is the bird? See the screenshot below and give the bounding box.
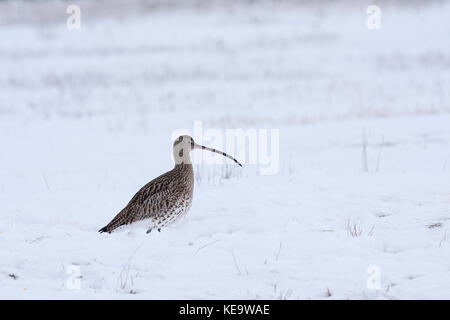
[99,135,242,234]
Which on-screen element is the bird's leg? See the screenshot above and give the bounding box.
[158,228,161,232]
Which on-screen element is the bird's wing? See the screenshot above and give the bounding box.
[100,172,175,232]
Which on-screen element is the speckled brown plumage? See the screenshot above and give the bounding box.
[99,164,193,233]
[99,135,242,234]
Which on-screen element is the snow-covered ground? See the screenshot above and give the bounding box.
[1,0,449,299]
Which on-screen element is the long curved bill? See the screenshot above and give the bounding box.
[194,143,243,167]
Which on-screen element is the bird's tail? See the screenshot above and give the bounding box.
[99,207,130,234]
[98,226,110,233]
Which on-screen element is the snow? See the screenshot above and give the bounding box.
[0,0,449,299]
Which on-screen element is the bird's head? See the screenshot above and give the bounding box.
[172,135,242,167]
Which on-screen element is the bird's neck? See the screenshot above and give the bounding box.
[174,163,193,170]
[173,147,193,165]
[173,163,194,181]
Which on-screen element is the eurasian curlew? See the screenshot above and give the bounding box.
[99,135,242,234]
